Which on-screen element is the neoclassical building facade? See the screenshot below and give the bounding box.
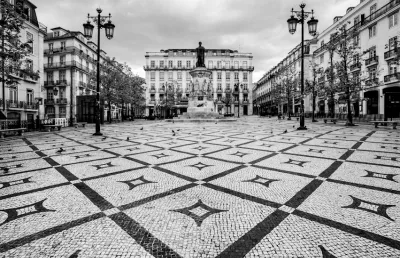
[143,48,254,117]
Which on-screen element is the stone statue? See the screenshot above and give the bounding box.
[196,42,205,67]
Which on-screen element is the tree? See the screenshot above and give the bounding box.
[305,60,324,122]
[161,81,178,119]
[271,80,285,116]
[1,0,37,117]
[220,93,233,114]
[280,64,297,120]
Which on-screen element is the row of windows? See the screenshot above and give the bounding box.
[150,60,249,68]
[149,83,249,90]
[7,87,34,103]
[150,72,248,80]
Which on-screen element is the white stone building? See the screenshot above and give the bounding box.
[143,48,254,117]
[0,0,46,125]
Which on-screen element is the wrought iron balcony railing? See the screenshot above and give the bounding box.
[384,72,400,83]
[365,56,379,66]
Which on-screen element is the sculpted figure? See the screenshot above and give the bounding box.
[196,42,206,67]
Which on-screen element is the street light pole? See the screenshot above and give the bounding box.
[83,8,115,136]
[287,3,318,130]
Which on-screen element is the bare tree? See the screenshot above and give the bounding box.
[305,60,324,122]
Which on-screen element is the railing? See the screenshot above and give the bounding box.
[365,56,379,66]
[44,46,96,63]
[159,89,165,93]
[350,62,361,71]
[150,88,156,93]
[384,49,398,60]
[384,72,400,83]
[56,98,68,105]
[44,99,55,105]
[365,77,379,86]
[243,89,248,93]
[44,81,55,86]
[78,81,86,88]
[44,61,90,72]
[225,88,232,93]
[39,22,47,35]
[56,80,68,85]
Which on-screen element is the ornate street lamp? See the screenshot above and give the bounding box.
[287,3,318,130]
[83,8,115,136]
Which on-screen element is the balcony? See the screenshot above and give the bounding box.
[365,56,379,67]
[7,100,23,109]
[159,88,165,93]
[225,88,232,93]
[56,80,68,86]
[78,81,87,88]
[150,88,156,93]
[384,72,400,83]
[350,62,361,71]
[24,102,39,110]
[44,61,90,72]
[243,89,249,94]
[44,99,55,105]
[384,49,398,60]
[44,81,55,87]
[149,100,155,105]
[216,89,223,93]
[56,98,68,105]
[365,77,379,87]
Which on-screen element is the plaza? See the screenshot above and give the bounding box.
[0,117,399,257]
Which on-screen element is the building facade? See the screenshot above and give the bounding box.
[43,27,124,123]
[0,0,46,123]
[143,48,254,117]
[256,0,400,119]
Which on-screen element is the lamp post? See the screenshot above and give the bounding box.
[83,8,115,136]
[0,20,5,118]
[287,3,318,130]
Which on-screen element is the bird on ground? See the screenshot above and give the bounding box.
[172,120,175,123]
[172,130,175,133]
[173,133,176,136]
[293,125,295,128]
[3,167,9,173]
[140,127,143,130]
[215,122,218,124]
[101,137,107,141]
[56,148,65,153]
[127,137,130,141]
[283,130,287,133]
[177,129,180,131]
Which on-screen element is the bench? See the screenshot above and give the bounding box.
[373,121,398,129]
[0,128,26,138]
[73,122,87,128]
[324,118,337,124]
[43,125,62,132]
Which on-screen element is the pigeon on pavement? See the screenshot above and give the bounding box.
[283,130,287,133]
[140,127,143,130]
[127,137,130,141]
[56,148,65,153]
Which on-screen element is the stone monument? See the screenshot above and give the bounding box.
[176,42,220,119]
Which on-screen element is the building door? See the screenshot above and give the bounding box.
[27,113,34,130]
[76,95,96,123]
[385,93,400,119]
[243,105,248,115]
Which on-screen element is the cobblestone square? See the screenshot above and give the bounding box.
[1,117,400,257]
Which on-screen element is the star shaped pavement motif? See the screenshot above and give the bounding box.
[171,200,227,226]
[243,175,280,188]
[230,151,249,158]
[118,175,156,190]
[187,162,214,171]
[319,245,337,258]
[151,153,170,159]
[192,146,208,151]
[342,195,396,221]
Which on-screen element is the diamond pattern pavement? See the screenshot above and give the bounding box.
[0,116,400,257]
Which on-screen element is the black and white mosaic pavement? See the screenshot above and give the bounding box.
[0,117,400,257]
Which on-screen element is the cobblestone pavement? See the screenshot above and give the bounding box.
[1,117,400,258]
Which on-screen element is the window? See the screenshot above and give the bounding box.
[54,31,59,37]
[168,72,173,80]
[234,72,239,80]
[217,83,222,90]
[25,59,33,71]
[59,107,66,117]
[370,4,377,15]
[26,89,33,104]
[209,73,213,80]
[354,16,360,27]
[353,54,359,64]
[168,60,173,68]
[243,61,247,68]
[186,60,191,68]
[26,32,33,53]
[9,87,17,103]
[150,61,155,68]
[389,12,398,28]
[368,24,376,38]
[389,36,398,50]
[389,62,398,74]
[178,61,182,68]
[369,67,376,78]
[321,40,324,47]
[234,61,239,68]
[369,46,376,58]
[217,72,222,80]
[59,70,66,81]
[217,61,221,68]
[160,60,164,67]
[353,35,359,46]
[23,5,31,21]
[47,89,54,100]
[177,72,182,80]
[320,54,324,64]
[186,72,191,80]
[48,43,53,51]
[243,83,248,90]
[243,72,248,81]
[150,83,155,89]
[226,72,230,81]
[225,61,230,68]
[47,71,53,82]
[150,72,155,81]
[60,55,65,64]
[160,72,164,81]
[208,61,213,68]
[46,106,55,115]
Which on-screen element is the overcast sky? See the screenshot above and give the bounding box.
[34,0,360,83]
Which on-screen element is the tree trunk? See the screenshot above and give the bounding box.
[108,102,112,123]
